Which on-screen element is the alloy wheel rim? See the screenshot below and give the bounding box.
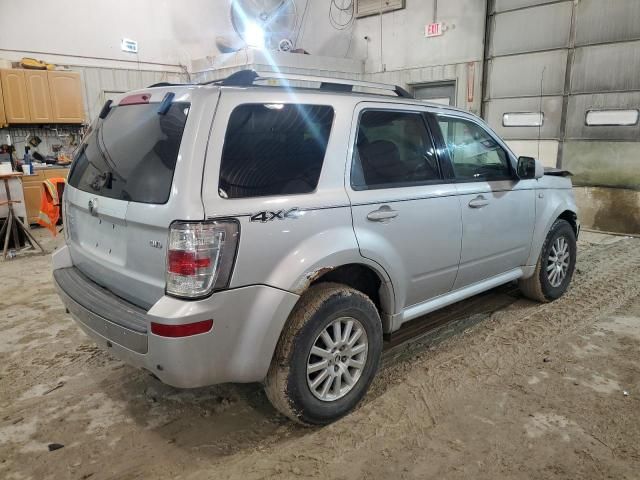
[547,236,570,288]
[306,316,368,402]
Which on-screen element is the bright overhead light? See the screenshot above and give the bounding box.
[244,21,265,48]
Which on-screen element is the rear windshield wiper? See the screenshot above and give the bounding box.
[98,100,113,119]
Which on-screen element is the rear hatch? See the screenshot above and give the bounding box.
[64,87,218,309]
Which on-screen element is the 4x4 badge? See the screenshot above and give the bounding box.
[250,208,301,223]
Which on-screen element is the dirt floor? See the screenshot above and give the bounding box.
[1,228,639,480]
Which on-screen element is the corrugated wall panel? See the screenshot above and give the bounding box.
[72,66,186,120]
[365,62,483,113]
[575,0,640,46]
[565,92,640,141]
[78,68,102,122]
[486,50,566,99]
[490,2,572,56]
[571,40,640,94]
[484,96,563,140]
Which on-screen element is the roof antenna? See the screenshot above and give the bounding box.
[538,66,545,163]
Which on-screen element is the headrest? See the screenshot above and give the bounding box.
[359,140,408,185]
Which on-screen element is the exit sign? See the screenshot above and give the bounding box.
[425,22,443,37]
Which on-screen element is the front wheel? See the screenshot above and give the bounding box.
[519,218,577,302]
[264,282,383,425]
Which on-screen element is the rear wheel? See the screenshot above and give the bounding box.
[264,282,383,425]
[519,219,577,302]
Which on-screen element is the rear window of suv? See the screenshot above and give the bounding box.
[219,103,334,199]
[68,101,189,204]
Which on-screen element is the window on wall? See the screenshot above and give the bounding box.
[502,112,544,127]
[351,110,441,190]
[437,115,512,181]
[585,109,639,126]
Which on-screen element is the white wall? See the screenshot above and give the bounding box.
[0,0,352,71]
[0,0,229,70]
[0,0,488,116]
[1,0,487,73]
[351,0,487,73]
[190,0,488,111]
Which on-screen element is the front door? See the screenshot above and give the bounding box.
[348,105,463,313]
[434,114,536,289]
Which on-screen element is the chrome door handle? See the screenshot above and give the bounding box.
[468,196,489,208]
[367,206,398,222]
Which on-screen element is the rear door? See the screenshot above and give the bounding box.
[347,103,463,314]
[199,90,355,291]
[65,88,218,308]
[433,113,536,288]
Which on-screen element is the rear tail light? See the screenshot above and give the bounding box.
[151,319,214,337]
[166,220,239,299]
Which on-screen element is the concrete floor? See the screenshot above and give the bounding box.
[0,228,639,480]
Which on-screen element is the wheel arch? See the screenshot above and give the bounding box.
[290,262,395,333]
[557,209,579,237]
[526,193,579,268]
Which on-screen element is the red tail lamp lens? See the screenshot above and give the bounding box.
[151,320,213,338]
[168,251,211,276]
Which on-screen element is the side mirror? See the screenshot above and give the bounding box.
[517,156,544,180]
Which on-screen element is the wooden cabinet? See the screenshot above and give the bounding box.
[0,69,85,125]
[25,70,53,123]
[0,80,6,127]
[0,69,30,123]
[21,167,69,224]
[48,71,85,123]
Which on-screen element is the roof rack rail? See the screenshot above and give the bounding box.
[201,69,414,98]
[148,82,185,88]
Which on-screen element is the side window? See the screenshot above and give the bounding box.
[219,104,334,199]
[437,115,512,181]
[351,110,441,190]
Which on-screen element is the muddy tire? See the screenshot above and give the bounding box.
[264,282,383,425]
[519,219,577,303]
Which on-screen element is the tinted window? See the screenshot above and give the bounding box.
[437,115,511,181]
[219,104,334,198]
[351,110,440,190]
[68,102,189,204]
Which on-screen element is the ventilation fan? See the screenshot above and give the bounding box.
[230,0,298,50]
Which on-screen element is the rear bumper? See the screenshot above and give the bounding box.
[53,246,299,388]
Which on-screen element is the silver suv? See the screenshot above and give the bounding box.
[53,70,579,425]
